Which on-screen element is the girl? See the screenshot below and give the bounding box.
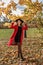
[7,19,28,61]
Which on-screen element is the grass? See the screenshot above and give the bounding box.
[0,29,13,39]
[0,28,43,39]
[0,28,43,40]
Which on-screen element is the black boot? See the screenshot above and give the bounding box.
[21,56,26,61]
[20,52,26,61]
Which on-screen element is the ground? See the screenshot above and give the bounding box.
[0,28,43,65]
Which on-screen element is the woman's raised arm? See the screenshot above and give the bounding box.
[8,22,17,29]
[22,21,28,30]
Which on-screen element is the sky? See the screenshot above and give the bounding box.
[0,0,43,16]
[32,0,43,2]
[1,0,43,4]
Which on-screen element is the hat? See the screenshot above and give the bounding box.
[15,19,24,23]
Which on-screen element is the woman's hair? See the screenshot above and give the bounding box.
[15,19,24,23]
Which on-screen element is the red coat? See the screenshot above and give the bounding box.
[7,23,28,46]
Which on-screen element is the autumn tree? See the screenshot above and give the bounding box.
[0,0,42,21]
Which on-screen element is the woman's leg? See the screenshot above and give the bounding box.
[18,43,23,58]
[18,43,25,60]
[18,43,22,57]
[18,43,20,57]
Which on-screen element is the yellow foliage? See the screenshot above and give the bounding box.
[3,22,11,27]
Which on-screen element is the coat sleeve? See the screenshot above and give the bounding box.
[23,24,28,30]
[10,23,17,29]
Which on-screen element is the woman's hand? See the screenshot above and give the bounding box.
[22,22,27,26]
[24,20,27,24]
[13,22,17,26]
